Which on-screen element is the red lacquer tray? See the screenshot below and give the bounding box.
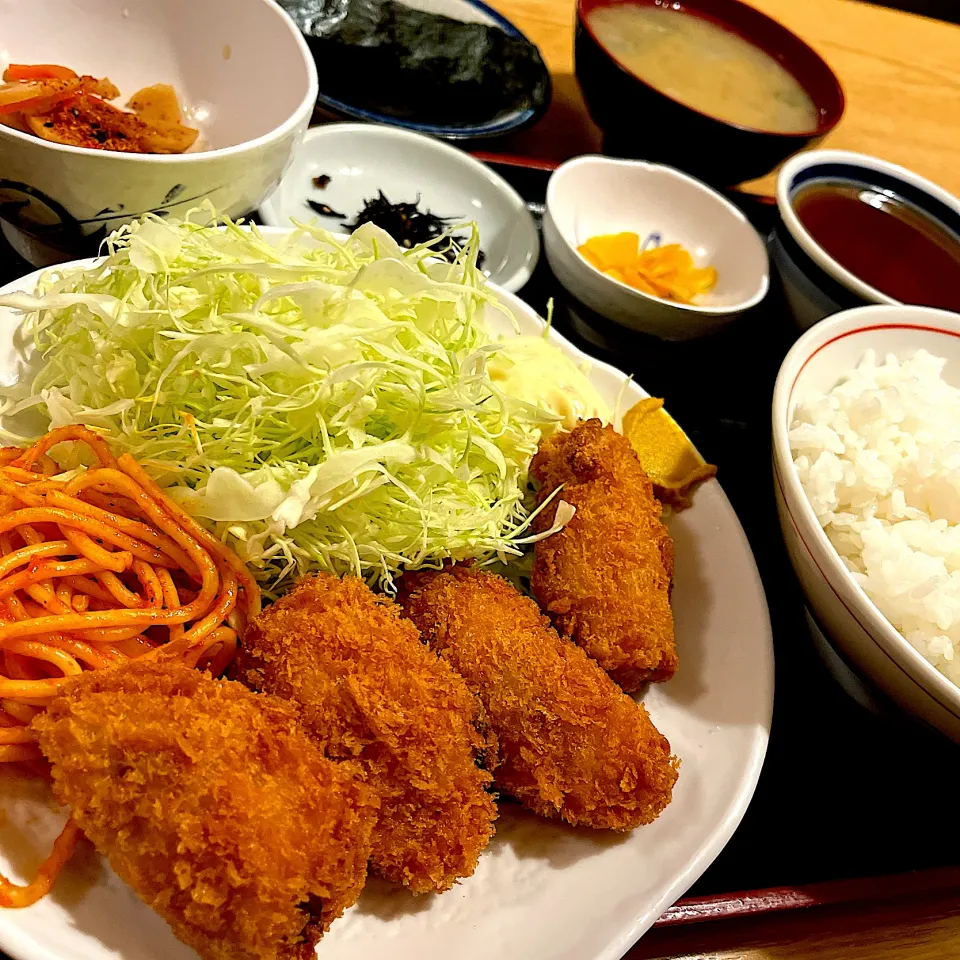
[656,868,960,926]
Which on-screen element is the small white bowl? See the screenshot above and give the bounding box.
[259,123,540,293]
[0,0,318,266]
[773,304,960,742]
[543,156,769,340]
[774,149,960,329]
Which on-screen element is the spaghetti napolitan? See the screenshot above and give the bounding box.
[0,425,260,907]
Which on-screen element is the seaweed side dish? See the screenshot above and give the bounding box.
[308,189,486,267]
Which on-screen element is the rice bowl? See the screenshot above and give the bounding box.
[790,348,960,686]
[772,304,960,743]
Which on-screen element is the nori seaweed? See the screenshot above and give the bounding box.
[278,0,550,126]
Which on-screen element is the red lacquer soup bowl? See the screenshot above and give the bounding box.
[575,0,845,185]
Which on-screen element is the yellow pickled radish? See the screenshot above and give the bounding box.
[577,233,718,304]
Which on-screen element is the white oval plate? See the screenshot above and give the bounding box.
[0,234,772,960]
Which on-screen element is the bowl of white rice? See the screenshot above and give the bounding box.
[773,303,960,742]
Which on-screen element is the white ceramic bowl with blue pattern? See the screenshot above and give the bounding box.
[0,0,318,267]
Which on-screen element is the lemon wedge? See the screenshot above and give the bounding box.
[622,398,717,510]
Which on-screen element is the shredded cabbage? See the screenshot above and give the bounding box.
[0,208,566,594]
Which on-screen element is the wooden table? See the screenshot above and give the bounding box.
[488,0,960,197]
[482,0,960,958]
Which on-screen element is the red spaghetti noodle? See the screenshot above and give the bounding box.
[0,425,260,906]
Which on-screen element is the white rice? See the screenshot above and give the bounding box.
[790,348,960,685]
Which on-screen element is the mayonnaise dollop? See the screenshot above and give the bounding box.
[488,336,611,433]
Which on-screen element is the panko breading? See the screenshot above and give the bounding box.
[399,567,679,830]
[234,574,498,895]
[31,661,377,960]
[531,418,678,691]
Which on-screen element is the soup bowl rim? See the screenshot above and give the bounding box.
[575,0,845,139]
[776,149,960,307]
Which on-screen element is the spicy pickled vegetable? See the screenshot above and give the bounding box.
[0,63,198,153]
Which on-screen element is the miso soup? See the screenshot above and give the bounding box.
[586,4,818,133]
